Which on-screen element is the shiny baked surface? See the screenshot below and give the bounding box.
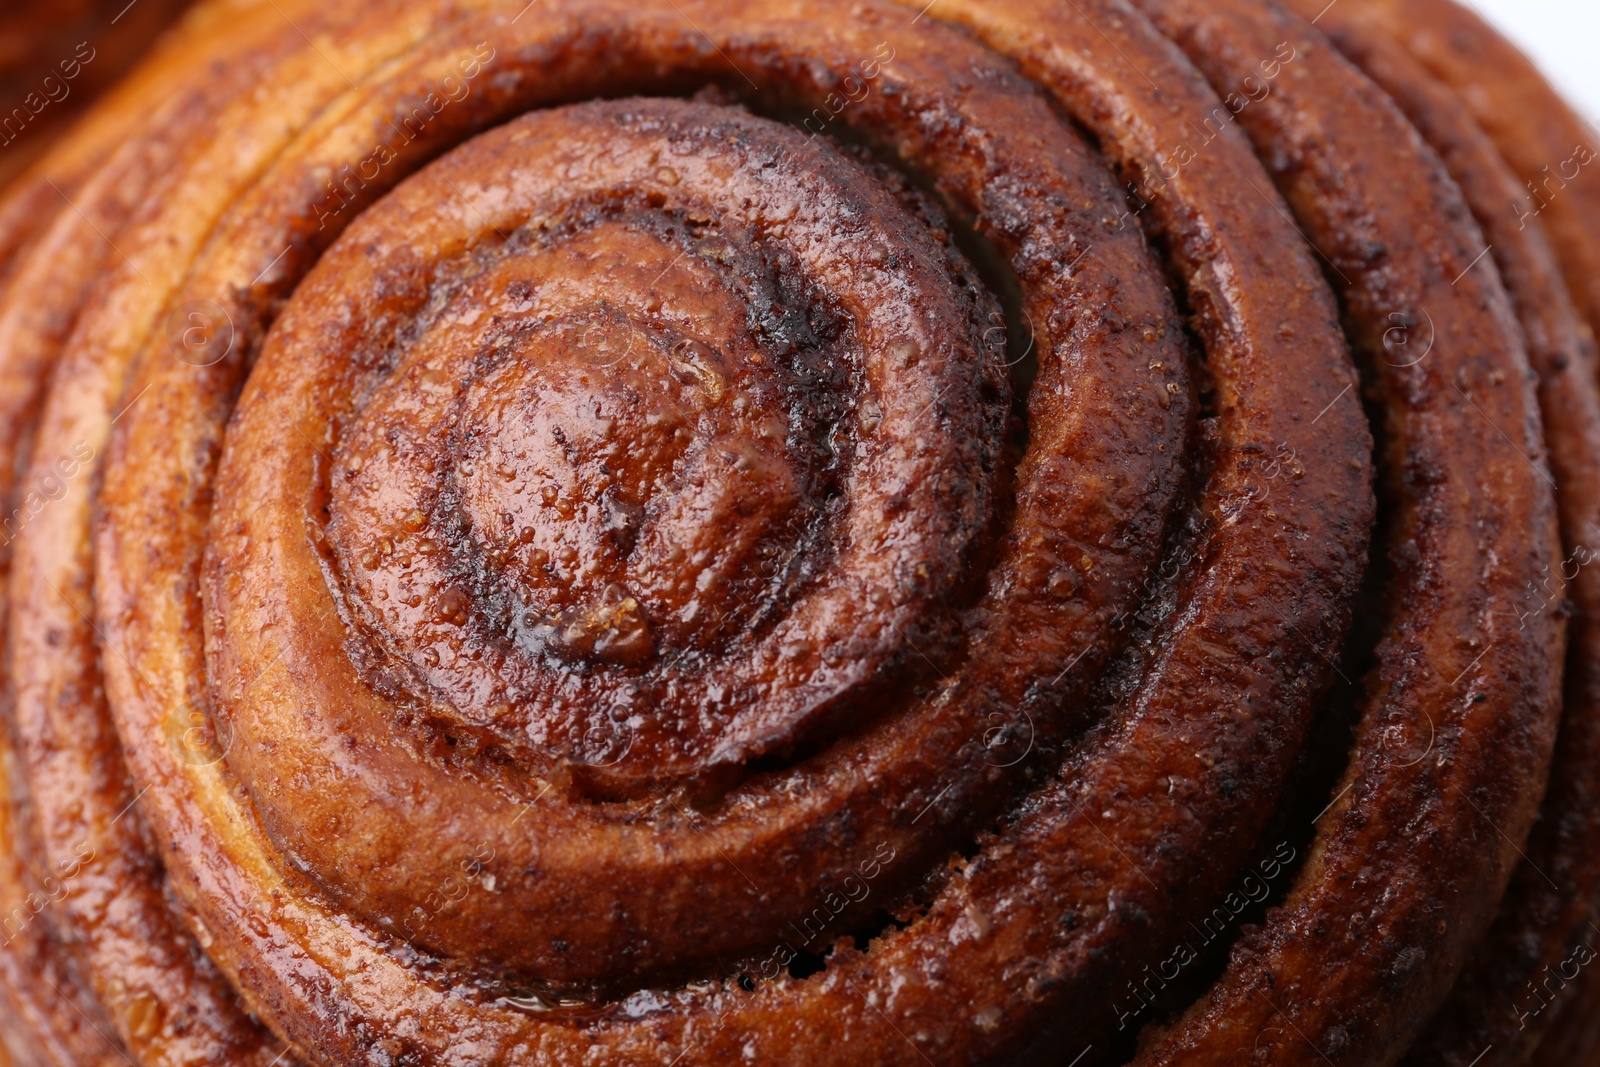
[0,1,1593,1065]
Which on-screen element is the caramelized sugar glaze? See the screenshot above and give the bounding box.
[0,1,1593,1064]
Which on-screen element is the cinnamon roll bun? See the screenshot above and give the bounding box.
[0,1,1591,1065]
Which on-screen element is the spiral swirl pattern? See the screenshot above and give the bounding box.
[0,1,1594,1065]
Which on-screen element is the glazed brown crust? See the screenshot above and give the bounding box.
[1346,0,1600,359]
[208,92,1030,986]
[1279,5,1600,1066]
[0,161,130,1067]
[1322,3,1600,1063]
[882,0,1375,1057]
[0,8,315,1066]
[7,52,293,1067]
[0,0,1588,1066]
[1343,11,1600,1067]
[0,737,122,1067]
[1118,0,1563,1064]
[88,0,1368,1063]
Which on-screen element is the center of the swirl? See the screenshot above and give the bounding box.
[331,214,831,700]
[321,98,1005,788]
[450,240,804,667]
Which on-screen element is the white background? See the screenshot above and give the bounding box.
[1472,0,1600,120]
